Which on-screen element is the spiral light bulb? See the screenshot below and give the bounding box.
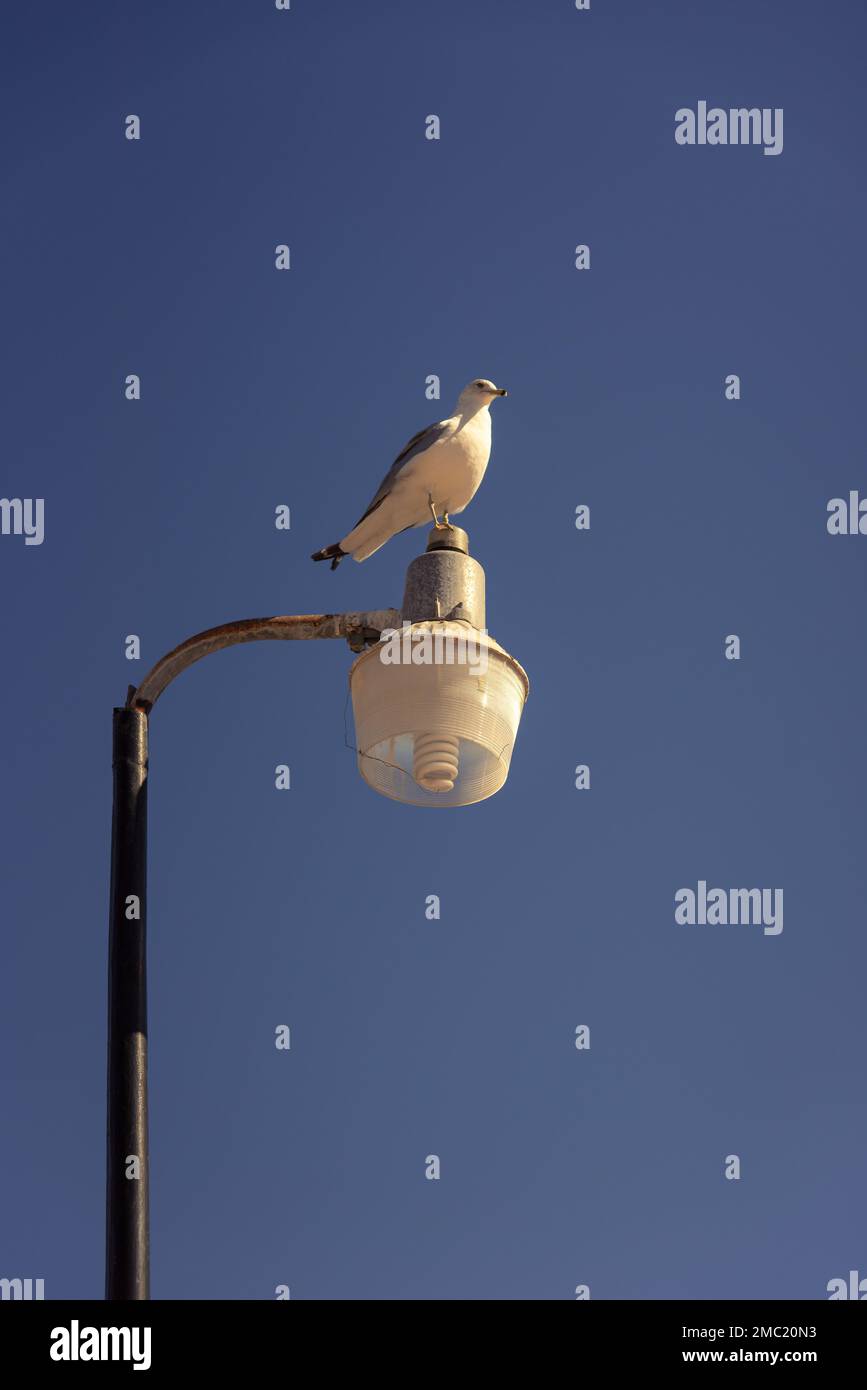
[413,732,460,793]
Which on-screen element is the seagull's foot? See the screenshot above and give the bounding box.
[429,497,448,530]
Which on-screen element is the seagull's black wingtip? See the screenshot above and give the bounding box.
[311,543,346,570]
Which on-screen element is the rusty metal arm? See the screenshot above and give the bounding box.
[126,609,402,712]
[109,604,404,1297]
[108,604,399,1299]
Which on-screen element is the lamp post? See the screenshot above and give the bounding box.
[105,527,528,1299]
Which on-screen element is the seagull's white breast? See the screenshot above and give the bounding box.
[397,410,492,521]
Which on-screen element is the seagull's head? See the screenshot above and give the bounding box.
[458,378,508,414]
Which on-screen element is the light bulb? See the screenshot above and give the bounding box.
[413,733,460,793]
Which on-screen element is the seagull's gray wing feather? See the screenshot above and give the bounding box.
[354,419,451,525]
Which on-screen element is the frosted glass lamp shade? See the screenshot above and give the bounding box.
[349,622,529,807]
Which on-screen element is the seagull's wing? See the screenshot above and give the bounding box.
[353,419,452,526]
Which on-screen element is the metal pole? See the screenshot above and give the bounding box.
[103,608,399,1299]
[106,704,150,1299]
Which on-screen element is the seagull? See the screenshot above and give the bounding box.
[311,378,507,568]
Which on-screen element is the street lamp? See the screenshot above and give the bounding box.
[105,526,528,1299]
[350,527,529,806]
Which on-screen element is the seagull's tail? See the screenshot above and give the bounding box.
[310,542,346,571]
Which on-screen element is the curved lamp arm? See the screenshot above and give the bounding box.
[128,609,401,712]
[108,603,399,1300]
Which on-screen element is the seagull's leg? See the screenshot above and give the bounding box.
[442,511,451,528]
[428,495,447,530]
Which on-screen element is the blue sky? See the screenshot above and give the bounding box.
[1,0,865,1299]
